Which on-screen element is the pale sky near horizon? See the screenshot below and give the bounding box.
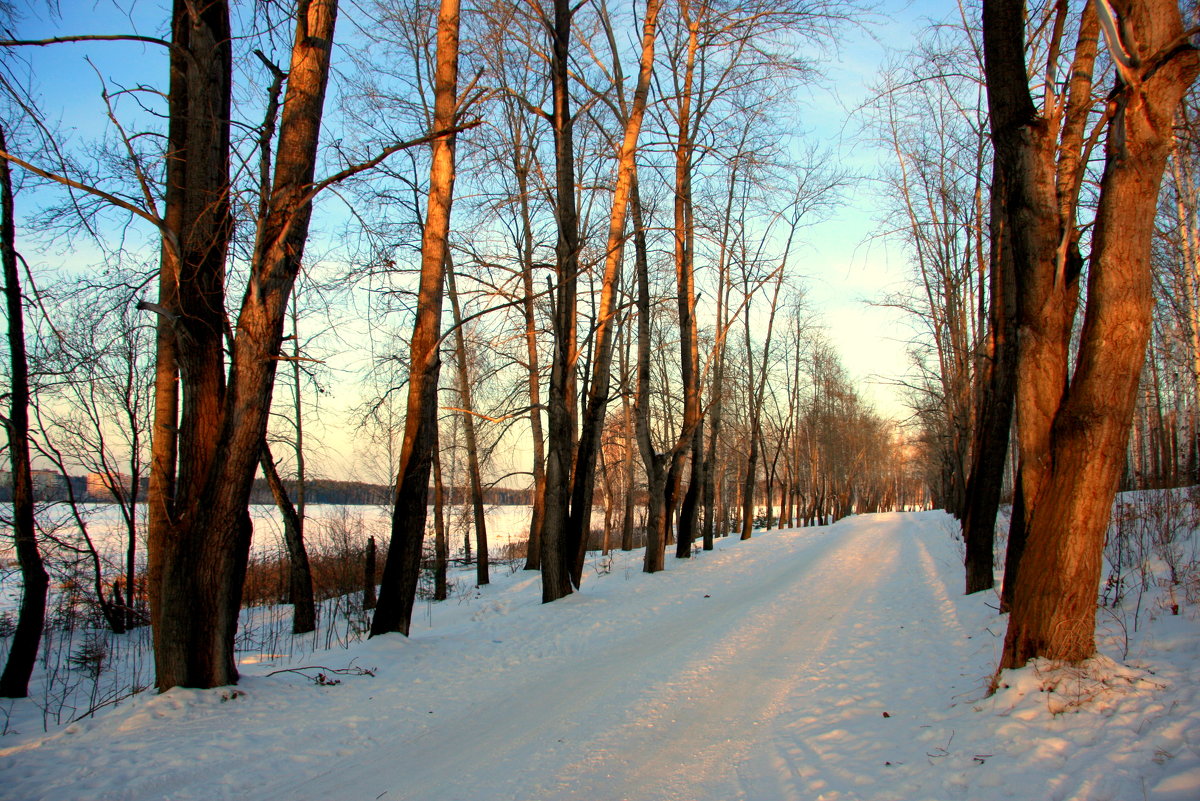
[6,0,963,481]
[781,0,963,425]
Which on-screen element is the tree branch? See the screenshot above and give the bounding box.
[0,148,170,245]
[0,34,171,49]
[440,406,526,424]
[299,120,484,210]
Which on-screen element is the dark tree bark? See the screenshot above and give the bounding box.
[631,178,669,574]
[445,254,489,586]
[513,132,547,573]
[740,418,761,540]
[0,125,49,698]
[146,0,236,691]
[149,0,339,689]
[629,175,697,573]
[260,441,316,633]
[619,322,636,553]
[739,267,785,540]
[982,0,1092,623]
[961,157,1017,595]
[672,0,704,558]
[539,0,583,603]
[633,194,672,573]
[700,146,742,551]
[565,0,662,587]
[371,0,461,636]
[364,536,377,610]
[999,468,1026,613]
[432,436,449,600]
[253,60,310,619]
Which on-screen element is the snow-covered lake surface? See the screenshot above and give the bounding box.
[0,501,540,563]
[2,510,1198,801]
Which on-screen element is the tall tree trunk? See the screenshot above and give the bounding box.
[372,0,460,635]
[764,440,781,530]
[515,151,547,572]
[118,353,146,631]
[740,329,760,540]
[286,299,311,607]
[432,442,448,600]
[123,442,142,630]
[985,0,1095,622]
[147,0,236,690]
[364,536,378,610]
[259,442,315,634]
[253,67,316,628]
[985,0,1199,669]
[961,158,1017,595]
[565,0,662,587]
[619,323,636,552]
[700,409,721,549]
[446,255,489,586]
[150,0,338,690]
[631,178,668,574]
[539,0,582,603]
[0,126,49,698]
[673,0,704,558]
[739,267,785,540]
[701,155,741,551]
[599,448,614,554]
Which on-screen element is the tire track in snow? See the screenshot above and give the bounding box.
[732,515,912,801]
[260,521,896,801]
[746,513,996,801]
[547,521,889,801]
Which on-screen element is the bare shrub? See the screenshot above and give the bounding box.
[1102,488,1200,630]
[67,634,108,679]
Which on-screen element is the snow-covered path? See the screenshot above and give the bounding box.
[269,514,928,801]
[4,512,1199,801]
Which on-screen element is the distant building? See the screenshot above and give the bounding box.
[87,472,134,500]
[0,469,69,501]
[31,470,67,501]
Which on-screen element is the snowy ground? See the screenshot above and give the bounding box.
[2,510,1198,801]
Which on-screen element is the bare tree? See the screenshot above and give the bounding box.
[1151,96,1200,486]
[446,253,490,586]
[536,0,585,602]
[145,0,345,689]
[143,0,236,690]
[563,0,663,587]
[872,26,988,521]
[259,441,316,633]
[983,0,1199,670]
[16,267,155,630]
[371,0,462,636]
[632,176,675,573]
[0,124,48,698]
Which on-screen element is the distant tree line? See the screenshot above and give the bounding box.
[0,474,535,507]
